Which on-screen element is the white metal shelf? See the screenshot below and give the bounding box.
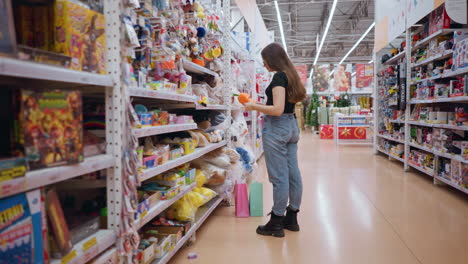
[133,123,197,138]
[336,124,373,127]
[408,162,434,177]
[154,196,223,264]
[411,50,453,68]
[50,229,116,264]
[88,247,117,264]
[377,134,405,144]
[136,182,197,229]
[0,154,115,199]
[409,96,468,103]
[407,121,468,131]
[410,67,468,85]
[139,141,227,182]
[383,50,406,65]
[128,88,197,103]
[435,175,468,195]
[0,57,113,86]
[377,148,405,163]
[196,104,229,110]
[408,142,433,153]
[412,29,457,51]
[389,119,405,124]
[408,142,468,164]
[182,58,219,77]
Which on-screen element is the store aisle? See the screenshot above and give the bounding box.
[170,133,468,264]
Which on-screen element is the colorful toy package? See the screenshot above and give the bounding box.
[54,0,106,74]
[21,89,84,170]
[0,189,44,264]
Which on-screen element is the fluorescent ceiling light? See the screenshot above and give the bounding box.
[329,70,335,77]
[368,59,373,63]
[309,0,338,79]
[339,22,375,64]
[351,72,356,77]
[274,1,287,52]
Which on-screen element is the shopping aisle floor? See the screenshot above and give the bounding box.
[170,133,468,264]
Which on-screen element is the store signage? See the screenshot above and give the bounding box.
[355,64,374,89]
[295,65,308,85]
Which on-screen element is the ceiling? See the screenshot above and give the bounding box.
[255,0,375,68]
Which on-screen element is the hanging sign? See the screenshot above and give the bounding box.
[295,65,308,85]
[355,64,374,90]
[445,0,467,24]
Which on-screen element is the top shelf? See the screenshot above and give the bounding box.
[412,29,457,51]
[0,57,113,86]
[182,59,219,78]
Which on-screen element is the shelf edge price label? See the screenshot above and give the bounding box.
[139,210,148,220]
[83,236,99,260]
[61,250,77,264]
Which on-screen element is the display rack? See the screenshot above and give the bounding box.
[334,114,374,145]
[374,3,468,196]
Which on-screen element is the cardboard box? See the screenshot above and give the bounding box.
[319,125,334,139]
[54,0,106,73]
[21,89,84,170]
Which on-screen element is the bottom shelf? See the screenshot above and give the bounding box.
[435,175,468,195]
[154,196,223,264]
[408,162,434,177]
[377,148,405,163]
[50,229,116,264]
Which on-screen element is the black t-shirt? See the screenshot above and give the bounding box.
[266,72,295,114]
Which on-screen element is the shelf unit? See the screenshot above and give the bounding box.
[374,3,468,196]
[0,154,115,198]
[139,141,227,182]
[136,183,197,229]
[128,88,197,103]
[0,57,113,86]
[182,58,220,78]
[377,134,405,144]
[133,124,198,138]
[151,196,223,264]
[50,230,117,264]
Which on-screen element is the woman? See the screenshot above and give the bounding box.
[243,43,306,237]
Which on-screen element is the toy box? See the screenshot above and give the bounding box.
[54,0,106,74]
[461,163,468,188]
[0,189,44,264]
[452,30,468,71]
[429,5,451,35]
[21,89,84,170]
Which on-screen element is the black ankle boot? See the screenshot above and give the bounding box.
[283,207,300,231]
[256,212,285,237]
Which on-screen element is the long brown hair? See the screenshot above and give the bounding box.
[261,43,306,103]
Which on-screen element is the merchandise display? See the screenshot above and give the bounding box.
[374,3,468,194]
[0,0,262,263]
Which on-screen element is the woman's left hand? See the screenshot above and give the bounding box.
[243,101,256,111]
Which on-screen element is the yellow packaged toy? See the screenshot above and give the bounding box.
[54,0,106,74]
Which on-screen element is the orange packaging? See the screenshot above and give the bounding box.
[54,0,106,74]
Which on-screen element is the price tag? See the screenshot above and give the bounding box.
[83,237,97,252]
[83,237,99,260]
[61,250,77,264]
[139,210,148,220]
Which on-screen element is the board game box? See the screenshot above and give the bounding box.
[21,90,84,170]
[0,189,44,264]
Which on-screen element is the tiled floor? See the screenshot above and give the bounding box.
[170,133,468,264]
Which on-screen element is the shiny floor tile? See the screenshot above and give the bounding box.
[170,133,468,264]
